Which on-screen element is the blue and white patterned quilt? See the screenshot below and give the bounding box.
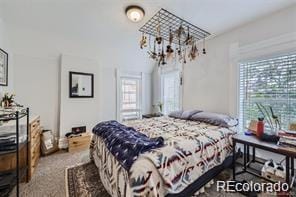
[92,120,164,170]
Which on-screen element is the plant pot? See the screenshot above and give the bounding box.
[4,100,10,108]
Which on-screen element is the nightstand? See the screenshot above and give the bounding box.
[67,132,91,153]
[142,113,163,119]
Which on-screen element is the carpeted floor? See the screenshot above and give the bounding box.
[66,161,295,197]
[65,161,245,197]
[12,150,295,197]
[18,150,90,197]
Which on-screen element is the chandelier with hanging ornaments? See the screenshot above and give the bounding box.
[139,8,211,66]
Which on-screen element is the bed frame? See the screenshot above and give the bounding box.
[167,152,240,197]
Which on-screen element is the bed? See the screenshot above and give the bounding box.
[90,115,237,197]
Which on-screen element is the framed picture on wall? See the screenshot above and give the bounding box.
[69,71,94,98]
[0,48,8,86]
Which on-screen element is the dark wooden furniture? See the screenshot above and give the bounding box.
[142,113,163,119]
[232,134,296,187]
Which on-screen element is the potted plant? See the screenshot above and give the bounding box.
[158,102,163,114]
[256,103,281,135]
[1,93,15,108]
[153,102,163,115]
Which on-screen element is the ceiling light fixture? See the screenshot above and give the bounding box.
[139,9,211,65]
[126,5,145,22]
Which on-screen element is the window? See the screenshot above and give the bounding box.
[239,53,296,131]
[117,73,142,121]
[161,71,181,115]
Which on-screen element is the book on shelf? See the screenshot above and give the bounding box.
[277,130,296,150]
[278,134,296,141]
[278,130,296,136]
[278,141,296,147]
[278,138,296,145]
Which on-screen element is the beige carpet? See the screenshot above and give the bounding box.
[11,150,294,197]
[19,150,89,197]
[65,161,244,197]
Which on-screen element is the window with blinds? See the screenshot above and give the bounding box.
[239,53,296,131]
[120,77,141,121]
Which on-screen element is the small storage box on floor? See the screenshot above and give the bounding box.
[68,133,91,153]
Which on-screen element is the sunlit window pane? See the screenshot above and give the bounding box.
[120,77,141,121]
[239,53,296,131]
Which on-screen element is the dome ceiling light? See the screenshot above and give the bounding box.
[126,5,145,22]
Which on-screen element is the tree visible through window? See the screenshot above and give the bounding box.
[239,53,296,131]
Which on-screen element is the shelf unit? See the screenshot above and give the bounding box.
[0,108,29,197]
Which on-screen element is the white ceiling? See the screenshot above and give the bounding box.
[0,0,296,40]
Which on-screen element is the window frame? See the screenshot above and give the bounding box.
[238,52,296,132]
[231,32,296,132]
[116,70,143,121]
[160,70,182,115]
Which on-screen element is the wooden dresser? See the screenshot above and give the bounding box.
[0,116,41,182]
[28,116,41,180]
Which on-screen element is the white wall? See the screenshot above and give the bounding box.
[60,55,152,139]
[183,5,296,117]
[0,18,13,95]
[4,3,294,156]
[14,55,59,132]
[182,6,296,161]
[142,73,152,116]
[98,67,117,121]
[183,39,230,114]
[60,55,100,136]
[3,18,154,137]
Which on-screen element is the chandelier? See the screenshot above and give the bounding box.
[139,9,211,66]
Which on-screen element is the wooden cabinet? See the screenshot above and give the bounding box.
[0,145,27,171]
[0,116,41,182]
[28,116,41,180]
[68,133,91,153]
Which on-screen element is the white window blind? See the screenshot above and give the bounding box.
[120,77,141,121]
[239,53,296,131]
[162,71,180,115]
